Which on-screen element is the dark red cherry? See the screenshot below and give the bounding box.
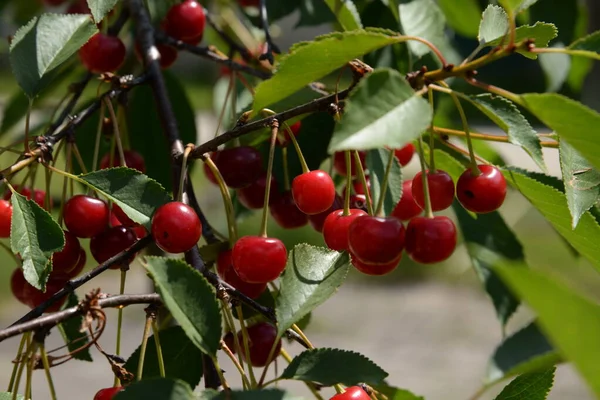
[111,204,136,227]
[333,151,366,177]
[66,0,91,14]
[163,0,206,43]
[52,231,82,275]
[90,226,137,268]
[100,150,146,173]
[135,42,178,69]
[223,331,236,353]
[232,236,287,283]
[349,194,368,212]
[79,33,126,73]
[394,143,415,166]
[278,121,302,147]
[44,0,67,5]
[51,248,86,284]
[456,165,507,213]
[351,252,401,276]
[12,269,65,312]
[237,322,281,367]
[292,170,336,215]
[217,250,266,299]
[212,147,263,189]
[0,200,12,238]
[307,194,343,233]
[151,202,202,254]
[330,386,371,400]
[63,195,110,238]
[405,216,457,264]
[237,175,277,209]
[322,209,367,251]
[4,186,49,209]
[411,170,455,211]
[343,176,371,198]
[93,387,123,400]
[238,0,260,7]
[348,216,405,264]
[203,156,219,185]
[270,191,308,229]
[391,180,422,221]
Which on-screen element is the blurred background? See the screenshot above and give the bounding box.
[0,0,599,398]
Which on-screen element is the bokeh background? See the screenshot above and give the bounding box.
[0,0,600,398]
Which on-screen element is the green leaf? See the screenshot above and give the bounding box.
[58,292,92,361]
[538,46,571,92]
[280,348,388,386]
[522,93,600,172]
[252,29,405,112]
[124,326,203,388]
[328,69,431,152]
[297,0,338,27]
[485,22,558,59]
[9,13,97,97]
[567,30,600,60]
[437,0,481,38]
[10,193,64,290]
[373,385,424,400]
[398,0,447,58]
[79,168,171,230]
[276,244,350,337]
[366,148,402,216]
[488,321,559,382]
[479,5,509,45]
[323,0,362,31]
[494,368,555,400]
[466,94,545,171]
[499,0,539,14]
[495,266,600,398]
[502,169,600,272]
[114,378,194,400]
[559,141,600,228]
[86,0,118,23]
[145,257,221,357]
[0,394,24,400]
[196,389,302,400]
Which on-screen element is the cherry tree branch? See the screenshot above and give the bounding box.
[258,0,280,64]
[204,8,254,63]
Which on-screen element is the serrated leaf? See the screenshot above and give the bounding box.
[328,69,431,152]
[9,13,97,97]
[145,257,221,357]
[10,193,64,290]
[479,5,509,45]
[494,368,555,400]
[373,385,424,400]
[196,389,303,400]
[0,394,24,400]
[559,141,600,228]
[499,0,539,14]
[86,0,117,23]
[495,266,600,398]
[366,148,402,216]
[114,378,194,400]
[58,292,92,361]
[79,168,171,230]
[466,94,545,171]
[567,30,600,60]
[276,244,350,336]
[486,22,557,59]
[488,321,559,382]
[437,0,480,38]
[253,29,406,112]
[280,348,388,386]
[323,0,362,31]
[399,0,447,58]
[124,326,203,388]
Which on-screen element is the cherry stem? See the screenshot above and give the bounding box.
[353,151,374,216]
[220,301,247,382]
[151,321,166,378]
[104,98,127,168]
[24,341,37,400]
[24,99,32,155]
[465,78,525,107]
[114,268,127,387]
[287,123,310,173]
[40,344,57,400]
[177,145,193,202]
[427,88,436,172]
[433,126,559,148]
[260,120,279,237]
[279,349,325,400]
[375,150,395,217]
[257,334,282,387]
[211,356,231,391]
[416,136,434,219]
[58,143,73,226]
[235,304,258,388]
[291,324,314,349]
[282,146,291,191]
[202,156,238,243]
[343,151,352,216]
[136,313,153,381]
[71,143,88,174]
[92,102,106,172]
[7,332,28,392]
[214,73,235,139]
[403,35,447,66]
[221,339,251,389]
[11,333,32,400]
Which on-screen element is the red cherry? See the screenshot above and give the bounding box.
[163,0,206,43]
[212,147,263,189]
[349,194,368,212]
[43,0,67,5]
[223,331,236,353]
[151,202,202,254]
[237,175,276,209]
[238,0,260,7]
[217,250,266,299]
[32,189,50,210]
[278,121,301,147]
[456,165,507,213]
[135,42,178,69]
[100,150,146,173]
[307,194,343,233]
[237,322,281,367]
[322,209,367,251]
[270,191,308,229]
[63,195,110,238]
[93,387,123,400]
[0,200,12,238]
[411,170,455,211]
[391,181,422,221]
[90,226,137,268]
[232,236,287,283]
[394,143,415,166]
[51,249,86,284]
[11,269,65,312]
[203,155,219,185]
[112,204,136,227]
[330,386,371,400]
[79,33,126,73]
[292,170,336,215]
[343,176,371,198]
[66,0,90,14]
[333,151,366,177]
[405,216,457,264]
[4,186,49,209]
[52,231,82,275]
[351,252,401,276]
[348,216,405,264]
[11,268,30,306]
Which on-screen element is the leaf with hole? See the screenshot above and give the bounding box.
[494,368,555,400]
[58,292,92,361]
[114,378,194,400]
[366,148,402,216]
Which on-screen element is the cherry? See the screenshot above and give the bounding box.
[237,175,276,209]
[163,0,206,44]
[112,204,136,227]
[52,231,82,275]
[292,170,336,215]
[349,194,368,212]
[456,165,507,213]
[394,143,415,166]
[232,236,287,283]
[237,322,281,367]
[11,269,65,312]
[212,147,263,189]
[4,186,49,209]
[43,0,67,6]
[307,194,343,233]
[278,121,302,147]
[135,42,178,69]
[405,216,457,264]
[66,0,91,14]
[217,250,266,299]
[151,202,202,254]
[10,269,30,306]
[223,331,236,353]
[348,216,405,264]
[270,191,308,229]
[90,226,137,268]
[322,209,367,251]
[411,170,455,211]
[51,248,86,284]
[238,0,260,7]
[79,33,126,73]
[100,150,146,173]
[391,181,422,221]
[351,252,400,276]
[343,176,371,198]
[203,155,219,185]
[0,200,12,238]
[93,387,123,400]
[333,151,366,177]
[330,386,371,400]
[63,195,109,238]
